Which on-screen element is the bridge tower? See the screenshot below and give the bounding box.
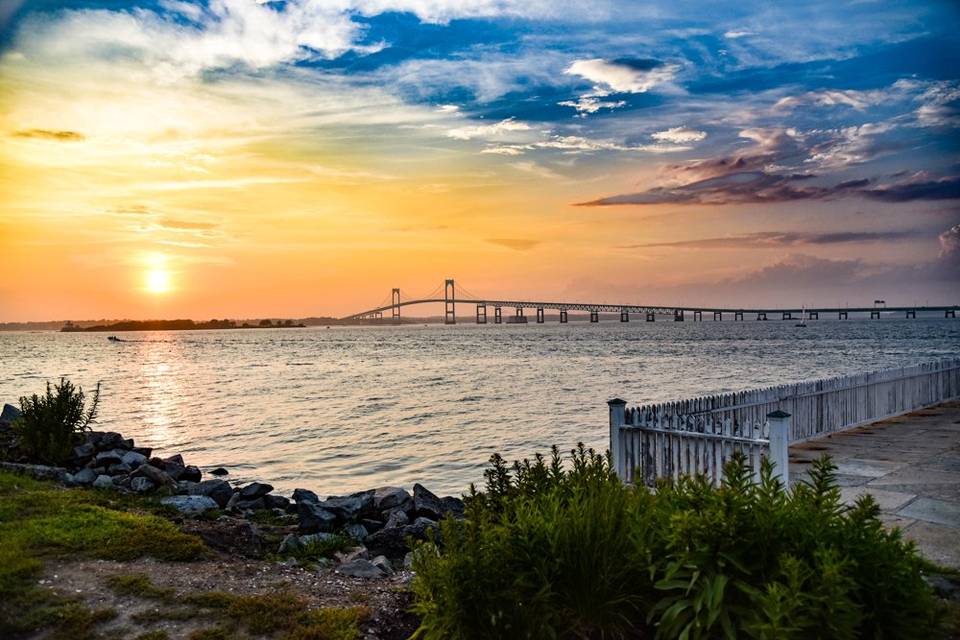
[444,279,456,325]
[391,288,400,323]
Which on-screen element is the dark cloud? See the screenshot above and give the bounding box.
[12,128,85,141]
[861,176,960,202]
[621,230,923,250]
[486,238,541,250]
[940,224,960,257]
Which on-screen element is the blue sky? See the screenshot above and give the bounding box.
[0,0,958,318]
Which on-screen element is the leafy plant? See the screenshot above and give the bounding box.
[411,447,943,640]
[14,378,100,464]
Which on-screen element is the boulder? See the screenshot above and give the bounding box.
[88,432,124,451]
[191,479,234,508]
[278,532,339,554]
[298,501,337,533]
[337,558,389,579]
[107,462,132,476]
[132,446,153,459]
[264,494,290,511]
[364,517,436,558]
[148,456,168,470]
[94,449,125,467]
[210,467,229,476]
[92,474,114,489]
[0,461,68,483]
[292,488,319,504]
[238,482,273,500]
[334,546,369,564]
[235,498,266,511]
[132,464,175,489]
[120,438,135,450]
[413,483,443,519]
[163,454,185,467]
[343,523,369,541]
[72,467,97,485]
[319,490,374,521]
[176,480,198,495]
[373,486,413,513]
[70,443,96,465]
[371,555,394,575]
[383,509,409,529]
[361,518,384,534]
[439,496,466,518]
[0,403,22,426]
[161,495,218,514]
[130,476,155,493]
[178,465,202,483]
[120,450,148,469]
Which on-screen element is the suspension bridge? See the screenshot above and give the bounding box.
[341,279,960,324]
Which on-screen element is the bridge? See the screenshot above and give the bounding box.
[341,279,960,324]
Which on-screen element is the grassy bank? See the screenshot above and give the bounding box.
[0,470,368,639]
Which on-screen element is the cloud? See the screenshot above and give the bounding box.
[651,126,706,144]
[557,96,626,115]
[12,129,85,141]
[861,176,960,202]
[486,238,541,250]
[479,134,695,157]
[621,230,924,250]
[565,58,678,94]
[939,224,960,258]
[446,117,533,141]
[723,29,753,39]
[774,89,885,111]
[157,218,219,231]
[728,253,868,287]
[509,161,562,180]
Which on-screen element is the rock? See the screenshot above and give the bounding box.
[94,449,125,466]
[210,467,229,476]
[384,509,409,529]
[148,456,168,470]
[439,496,465,518]
[235,498,266,511]
[298,501,337,533]
[163,454,185,467]
[335,546,369,563]
[364,518,437,558]
[371,555,394,575]
[89,432,124,452]
[292,488,319,503]
[120,438,135,450]
[343,523,369,541]
[132,464,175,488]
[130,476,155,493]
[0,403,22,426]
[161,495,218,514]
[0,461,68,483]
[319,490,374,521]
[413,483,443,519]
[403,552,414,570]
[361,518,384,534]
[238,481,273,500]
[120,450,148,469]
[165,463,187,480]
[373,486,413,513]
[925,574,960,601]
[191,479,234,508]
[413,516,438,531]
[92,474,114,489]
[132,446,153,459]
[278,532,339,555]
[176,480,198,495]
[107,462,132,476]
[264,494,290,510]
[178,465,202,482]
[70,443,96,465]
[337,558,389,579]
[72,467,97,485]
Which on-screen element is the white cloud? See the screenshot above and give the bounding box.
[651,126,706,144]
[436,104,460,114]
[723,29,753,39]
[481,146,527,155]
[774,89,886,111]
[509,161,562,180]
[557,96,626,115]
[446,117,532,140]
[564,58,679,94]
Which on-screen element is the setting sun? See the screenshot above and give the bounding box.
[144,268,172,294]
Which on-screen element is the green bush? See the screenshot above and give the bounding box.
[411,445,941,640]
[14,378,100,465]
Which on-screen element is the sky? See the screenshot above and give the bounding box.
[0,0,958,321]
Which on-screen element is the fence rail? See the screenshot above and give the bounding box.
[609,358,960,486]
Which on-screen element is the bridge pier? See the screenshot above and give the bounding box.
[713,311,722,321]
[476,304,487,324]
[870,310,881,319]
[947,309,956,318]
[444,279,456,325]
[537,307,545,324]
[645,311,655,322]
[590,310,599,323]
[560,309,568,323]
[735,311,743,321]
[782,311,792,321]
[906,310,916,319]
[392,288,400,323]
[839,311,848,320]
[516,307,524,318]
[620,308,629,322]
[494,306,502,324]
[674,309,684,322]
[757,312,767,321]
[809,311,818,320]
[693,310,702,321]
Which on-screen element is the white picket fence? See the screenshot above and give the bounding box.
[608,358,960,486]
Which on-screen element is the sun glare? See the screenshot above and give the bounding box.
[145,268,172,294]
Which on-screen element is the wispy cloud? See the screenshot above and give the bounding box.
[446,117,533,141]
[12,128,85,141]
[560,58,679,114]
[621,230,924,250]
[650,126,706,144]
[486,237,541,250]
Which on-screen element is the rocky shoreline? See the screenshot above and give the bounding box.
[0,402,463,579]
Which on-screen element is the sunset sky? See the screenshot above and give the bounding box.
[1,0,958,321]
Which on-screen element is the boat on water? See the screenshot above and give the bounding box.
[107,336,123,342]
[795,307,808,328]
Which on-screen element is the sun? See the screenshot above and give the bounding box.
[145,268,172,294]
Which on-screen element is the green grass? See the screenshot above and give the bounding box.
[106,573,175,600]
[0,470,205,638]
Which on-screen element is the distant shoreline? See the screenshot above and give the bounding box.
[61,320,306,332]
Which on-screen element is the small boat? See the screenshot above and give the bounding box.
[795,306,807,327]
[107,335,123,342]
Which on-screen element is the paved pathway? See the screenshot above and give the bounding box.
[789,400,960,569]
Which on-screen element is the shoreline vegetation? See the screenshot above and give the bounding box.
[1,381,959,639]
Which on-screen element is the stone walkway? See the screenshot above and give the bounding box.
[789,400,960,569]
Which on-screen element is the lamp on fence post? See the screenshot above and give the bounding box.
[608,398,627,481]
[766,410,791,486]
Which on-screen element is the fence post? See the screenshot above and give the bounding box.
[608,398,627,480]
[766,410,791,486]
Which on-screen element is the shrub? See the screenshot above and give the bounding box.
[411,446,941,640]
[14,378,100,465]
